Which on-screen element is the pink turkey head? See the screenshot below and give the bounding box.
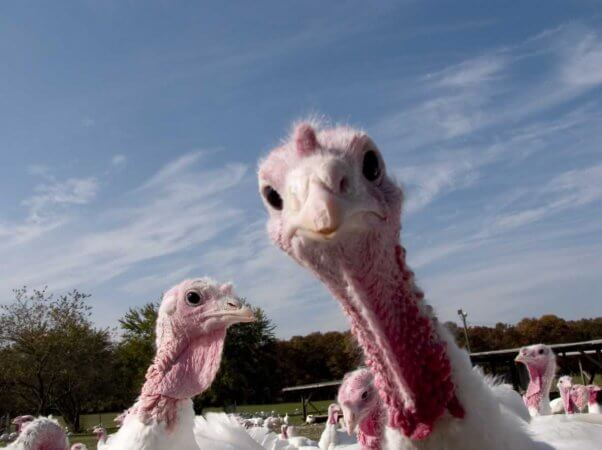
[515,344,555,373]
[145,278,254,400]
[113,409,129,427]
[156,278,254,346]
[337,368,379,435]
[71,444,87,450]
[327,403,342,425]
[258,121,401,263]
[12,415,34,433]
[570,384,589,411]
[557,376,574,414]
[92,425,106,441]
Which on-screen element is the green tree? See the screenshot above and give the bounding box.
[199,306,278,407]
[112,302,159,406]
[0,287,113,432]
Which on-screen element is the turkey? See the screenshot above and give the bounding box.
[280,424,319,448]
[337,368,383,450]
[70,444,87,450]
[515,344,557,416]
[113,409,130,427]
[258,120,602,450]
[570,384,589,413]
[12,416,35,435]
[92,425,108,449]
[557,376,577,414]
[95,277,257,450]
[586,385,601,414]
[4,416,69,450]
[319,403,357,450]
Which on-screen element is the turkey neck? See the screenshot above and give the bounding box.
[524,363,553,412]
[358,402,384,450]
[318,239,464,440]
[137,331,225,430]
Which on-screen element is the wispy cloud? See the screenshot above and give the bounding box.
[0,171,99,247]
[395,159,479,214]
[559,31,602,88]
[0,153,249,295]
[111,154,127,167]
[482,164,602,236]
[430,54,508,87]
[23,177,98,223]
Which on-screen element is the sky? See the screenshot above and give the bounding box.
[1,1,601,339]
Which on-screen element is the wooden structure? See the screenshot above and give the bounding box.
[282,380,342,420]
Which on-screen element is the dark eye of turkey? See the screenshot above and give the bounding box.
[186,291,202,306]
[361,390,369,400]
[539,348,545,354]
[263,186,283,211]
[362,150,381,181]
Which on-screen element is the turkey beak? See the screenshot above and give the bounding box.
[297,180,344,237]
[209,297,255,324]
[342,407,357,435]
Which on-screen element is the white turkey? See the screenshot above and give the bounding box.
[319,403,357,449]
[93,277,263,450]
[258,120,602,450]
[4,416,69,450]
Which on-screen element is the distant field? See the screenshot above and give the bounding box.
[204,399,332,424]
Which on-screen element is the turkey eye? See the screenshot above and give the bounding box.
[361,391,369,400]
[263,186,283,211]
[538,349,544,355]
[186,291,202,306]
[362,150,381,181]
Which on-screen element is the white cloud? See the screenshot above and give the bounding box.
[0,153,249,296]
[560,32,602,88]
[395,158,479,213]
[22,177,98,223]
[482,164,602,236]
[431,55,507,87]
[111,154,127,166]
[0,174,99,248]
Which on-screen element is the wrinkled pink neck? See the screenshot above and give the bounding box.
[524,364,552,411]
[571,387,588,411]
[321,243,463,440]
[589,390,600,405]
[328,412,338,425]
[358,402,384,450]
[560,389,576,414]
[136,330,225,430]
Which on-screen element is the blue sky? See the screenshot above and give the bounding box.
[1,1,601,338]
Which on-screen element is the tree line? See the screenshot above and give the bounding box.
[444,314,602,352]
[0,287,600,431]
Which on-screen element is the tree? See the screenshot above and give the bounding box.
[199,306,279,407]
[274,331,363,392]
[0,287,113,432]
[112,302,159,407]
